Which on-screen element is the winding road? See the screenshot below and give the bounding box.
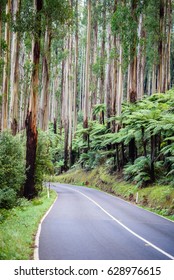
[38,183,174,260]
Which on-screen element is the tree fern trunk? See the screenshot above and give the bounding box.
[142,127,147,157]
[129,138,135,164]
[150,134,155,182]
[121,142,125,166]
[116,144,120,171]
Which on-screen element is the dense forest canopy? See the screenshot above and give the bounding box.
[0,0,174,205]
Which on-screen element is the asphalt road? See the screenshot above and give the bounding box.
[39,183,174,260]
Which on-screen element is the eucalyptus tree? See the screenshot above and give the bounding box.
[142,0,172,95]
[91,0,98,120]
[83,0,91,141]
[0,0,6,124]
[99,0,106,111]
[24,0,72,197]
[128,0,138,103]
[1,0,11,131]
[0,0,6,69]
[39,0,71,131]
[73,0,79,134]
[0,4,2,58]
[24,0,43,199]
[9,0,21,135]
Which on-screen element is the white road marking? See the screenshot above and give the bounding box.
[34,196,58,260]
[68,187,174,260]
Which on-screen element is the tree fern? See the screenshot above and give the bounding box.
[124,156,153,188]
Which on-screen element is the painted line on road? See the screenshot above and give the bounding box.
[71,188,174,260]
[57,183,174,224]
[34,195,58,260]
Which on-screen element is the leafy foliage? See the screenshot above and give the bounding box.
[0,188,17,209]
[35,130,55,190]
[124,156,154,188]
[69,89,174,188]
[0,132,26,209]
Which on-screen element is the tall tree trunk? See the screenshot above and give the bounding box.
[19,48,31,131]
[24,0,42,199]
[83,0,91,141]
[0,4,3,125]
[91,0,98,121]
[79,46,84,112]
[106,24,112,130]
[9,0,21,135]
[64,119,69,171]
[60,46,65,135]
[129,56,137,103]
[152,64,156,94]
[1,0,11,131]
[166,0,172,90]
[73,0,78,134]
[68,34,73,167]
[63,36,70,170]
[128,0,137,103]
[50,64,58,134]
[111,38,117,131]
[117,38,123,117]
[147,70,151,95]
[99,0,106,123]
[0,4,2,59]
[111,0,117,132]
[39,21,51,131]
[157,0,164,93]
[137,12,145,100]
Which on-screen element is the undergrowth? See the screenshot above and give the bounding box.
[0,188,57,260]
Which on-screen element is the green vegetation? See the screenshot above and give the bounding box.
[0,131,58,260]
[42,90,174,221]
[0,130,56,209]
[0,188,57,260]
[67,90,174,190]
[0,0,174,260]
[0,132,25,209]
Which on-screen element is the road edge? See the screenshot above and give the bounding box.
[55,182,174,224]
[65,185,174,260]
[34,194,58,260]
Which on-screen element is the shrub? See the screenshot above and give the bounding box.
[123,156,164,188]
[35,130,54,191]
[0,188,17,209]
[123,156,152,188]
[0,131,26,208]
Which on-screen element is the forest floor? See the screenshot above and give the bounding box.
[48,166,174,221]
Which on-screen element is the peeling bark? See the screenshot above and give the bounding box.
[39,21,51,131]
[24,0,42,199]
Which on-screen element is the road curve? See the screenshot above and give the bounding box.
[39,183,174,260]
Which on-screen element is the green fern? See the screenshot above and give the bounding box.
[124,156,152,188]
